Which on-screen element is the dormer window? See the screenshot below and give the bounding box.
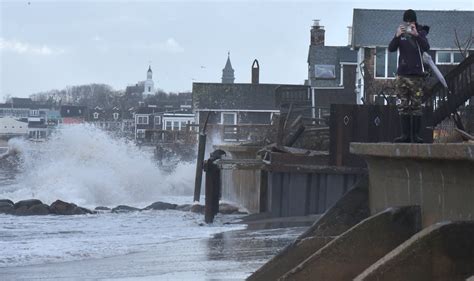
[93,112,99,119]
[314,64,336,79]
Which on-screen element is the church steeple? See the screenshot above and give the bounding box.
[222,52,235,84]
[147,65,152,80]
[143,65,154,95]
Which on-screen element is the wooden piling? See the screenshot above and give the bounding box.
[204,156,221,223]
[193,134,207,202]
[193,112,210,202]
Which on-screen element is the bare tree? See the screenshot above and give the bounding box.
[454,28,473,59]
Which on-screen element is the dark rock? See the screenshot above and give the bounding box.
[49,200,95,215]
[14,199,43,210]
[49,200,79,215]
[190,204,205,214]
[0,199,14,206]
[95,206,111,211]
[143,201,177,211]
[219,202,242,214]
[15,204,50,216]
[78,207,95,214]
[0,201,14,214]
[111,205,141,213]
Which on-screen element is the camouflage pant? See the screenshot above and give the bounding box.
[395,76,424,116]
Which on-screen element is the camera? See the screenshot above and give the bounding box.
[405,24,412,33]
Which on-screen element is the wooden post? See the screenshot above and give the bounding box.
[193,112,210,202]
[284,124,306,147]
[193,133,207,202]
[276,113,287,146]
[204,150,225,223]
[204,160,220,223]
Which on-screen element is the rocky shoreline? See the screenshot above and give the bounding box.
[0,198,246,216]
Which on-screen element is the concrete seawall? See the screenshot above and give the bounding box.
[248,143,474,280]
[247,176,370,281]
[351,143,474,227]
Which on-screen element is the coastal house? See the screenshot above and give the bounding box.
[162,109,195,132]
[134,105,156,142]
[193,56,310,143]
[0,117,28,139]
[89,106,124,132]
[0,98,53,141]
[307,20,358,113]
[351,9,474,104]
[60,105,87,124]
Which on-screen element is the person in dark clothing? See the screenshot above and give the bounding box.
[389,9,430,143]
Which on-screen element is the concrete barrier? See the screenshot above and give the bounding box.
[355,221,474,281]
[279,206,421,281]
[351,143,474,227]
[247,176,370,281]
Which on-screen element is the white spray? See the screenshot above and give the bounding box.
[0,124,195,207]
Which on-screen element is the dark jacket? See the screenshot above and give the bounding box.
[388,24,430,76]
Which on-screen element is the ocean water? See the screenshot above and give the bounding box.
[0,125,304,280]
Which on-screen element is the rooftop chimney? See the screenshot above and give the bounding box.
[251,59,259,84]
[310,19,325,46]
[347,26,353,46]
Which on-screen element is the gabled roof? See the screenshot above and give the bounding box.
[308,46,357,65]
[352,9,474,49]
[193,83,307,110]
[11,98,33,107]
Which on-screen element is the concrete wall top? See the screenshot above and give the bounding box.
[213,144,262,159]
[350,143,474,162]
[216,159,264,170]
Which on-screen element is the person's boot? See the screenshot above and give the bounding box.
[394,115,410,143]
[412,115,424,143]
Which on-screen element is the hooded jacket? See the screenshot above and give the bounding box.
[388,24,430,76]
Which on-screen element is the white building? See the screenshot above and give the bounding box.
[0,117,28,137]
[162,112,196,131]
[143,65,155,95]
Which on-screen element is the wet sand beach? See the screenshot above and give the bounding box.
[1,218,313,281]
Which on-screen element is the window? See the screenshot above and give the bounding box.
[136,115,149,124]
[165,121,172,130]
[30,110,39,116]
[154,116,161,125]
[136,129,146,139]
[93,112,99,119]
[453,52,464,63]
[148,86,151,92]
[113,113,119,120]
[221,112,237,125]
[436,51,466,64]
[375,47,397,78]
[173,121,179,130]
[314,64,336,79]
[181,121,187,130]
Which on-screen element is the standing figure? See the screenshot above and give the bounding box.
[389,9,430,143]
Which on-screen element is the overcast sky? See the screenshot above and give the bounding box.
[1,0,473,98]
